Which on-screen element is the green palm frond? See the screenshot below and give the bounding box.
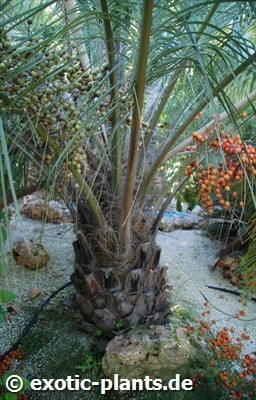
[0,0,255,243]
[240,213,256,291]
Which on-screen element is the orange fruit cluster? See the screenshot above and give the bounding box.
[218,352,256,399]
[0,348,28,399]
[186,131,256,214]
[185,300,256,399]
[0,349,25,375]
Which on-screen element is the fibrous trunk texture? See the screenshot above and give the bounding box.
[71,222,170,334]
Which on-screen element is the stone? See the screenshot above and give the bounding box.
[195,217,205,229]
[182,216,195,229]
[29,287,41,300]
[191,205,203,216]
[159,214,204,231]
[159,217,174,232]
[102,325,197,380]
[20,191,72,223]
[12,238,50,269]
[173,216,183,229]
[20,199,62,221]
[218,254,240,273]
[217,253,243,285]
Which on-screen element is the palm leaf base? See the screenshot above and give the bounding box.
[71,231,170,334]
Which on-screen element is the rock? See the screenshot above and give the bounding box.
[20,199,62,221]
[102,325,197,380]
[159,217,174,232]
[159,214,204,231]
[191,205,203,216]
[173,216,183,229]
[218,254,241,272]
[195,217,205,229]
[182,216,195,229]
[29,287,41,300]
[216,251,256,292]
[20,192,72,223]
[12,239,50,269]
[217,253,243,284]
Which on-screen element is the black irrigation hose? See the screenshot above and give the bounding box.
[201,290,256,321]
[0,281,73,363]
[2,282,254,363]
[206,285,256,302]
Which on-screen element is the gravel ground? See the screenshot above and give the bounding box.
[1,215,77,354]
[0,217,255,399]
[1,215,90,399]
[158,230,256,356]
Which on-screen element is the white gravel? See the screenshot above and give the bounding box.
[0,215,77,354]
[158,230,256,355]
[1,217,255,371]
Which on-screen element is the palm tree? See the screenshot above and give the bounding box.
[0,0,255,333]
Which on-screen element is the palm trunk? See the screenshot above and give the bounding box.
[70,205,170,333]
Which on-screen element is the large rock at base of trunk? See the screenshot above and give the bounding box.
[102,325,197,380]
